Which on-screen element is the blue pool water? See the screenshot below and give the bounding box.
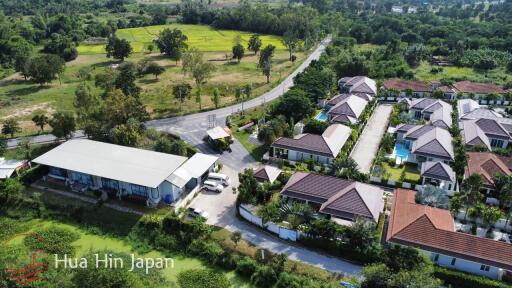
[315,111,328,122]
[393,143,410,161]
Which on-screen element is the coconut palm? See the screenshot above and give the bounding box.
[481,205,505,234]
[460,173,484,221]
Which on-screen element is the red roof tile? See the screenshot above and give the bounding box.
[465,152,511,186]
[387,189,512,271]
[453,81,505,94]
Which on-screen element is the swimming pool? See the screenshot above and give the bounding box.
[315,111,328,122]
[393,143,410,161]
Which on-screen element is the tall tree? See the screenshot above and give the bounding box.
[282,29,299,61]
[25,54,65,85]
[145,62,165,79]
[31,114,49,132]
[1,118,21,138]
[49,112,76,139]
[106,35,132,62]
[154,28,188,64]
[182,48,216,110]
[232,43,245,63]
[172,82,192,112]
[258,44,275,84]
[114,62,140,97]
[74,83,101,124]
[461,173,484,220]
[248,34,262,55]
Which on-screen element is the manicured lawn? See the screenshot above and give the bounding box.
[412,61,512,85]
[77,24,286,54]
[232,128,268,162]
[382,162,421,183]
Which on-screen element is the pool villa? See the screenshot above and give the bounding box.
[391,143,410,164]
[315,111,328,122]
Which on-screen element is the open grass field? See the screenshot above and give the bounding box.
[412,61,512,85]
[77,24,286,54]
[0,23,310,137]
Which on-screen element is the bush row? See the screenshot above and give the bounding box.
[434,267,512,288]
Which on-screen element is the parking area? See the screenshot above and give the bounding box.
[188,165,240,226]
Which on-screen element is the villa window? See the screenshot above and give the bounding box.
[447,183,452,190]
[490,138,504,148]
[451,258,457,266]
[433,254,439,262]
[480,265,490,272]
[414,111,422,119]
[130,184,148,197]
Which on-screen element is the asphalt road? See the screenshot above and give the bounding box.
[145,35,331,170]
[190,165,362,276]
[7,36,331,171]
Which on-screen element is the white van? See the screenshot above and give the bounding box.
[203,180,223,193]
[207,172,231,186]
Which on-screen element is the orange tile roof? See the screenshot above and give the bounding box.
[387,189,512,271]
[453,81,505,94]
[465,152,512,186]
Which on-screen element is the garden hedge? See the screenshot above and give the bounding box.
[434,267,512,288]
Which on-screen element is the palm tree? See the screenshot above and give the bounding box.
[279,201,314,229]
[449,192,464,216]
[493,174,512,209]
[460,173,484,221]
[481,206,505,234]
[332,157,361,180]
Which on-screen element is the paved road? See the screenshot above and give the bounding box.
[350,104,393,173]
[190,166,362,276]
[7,36,331,170]
[145,35,331,169]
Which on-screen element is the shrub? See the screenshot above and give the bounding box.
[251,265,278,288]
[19,165,48,185]
[177,269,230,288]
[434,267,510,288]
[24,226,80,255]
[235,256,259,277]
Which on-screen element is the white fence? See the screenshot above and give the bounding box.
[454,210,512,232]
[239,204,299,241]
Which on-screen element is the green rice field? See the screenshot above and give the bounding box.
[78,24,286,54]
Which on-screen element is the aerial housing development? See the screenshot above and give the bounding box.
[1,0,512,287]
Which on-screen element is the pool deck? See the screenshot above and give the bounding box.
[350,104,393,173]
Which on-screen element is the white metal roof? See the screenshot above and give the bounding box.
[166,167,193,188]
[33,139,187,188]
[207,126,229,140]
[178,153,218,178]
[0,158,26,179]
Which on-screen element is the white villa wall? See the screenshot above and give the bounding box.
[287,150,333,165]
[427,251,503,279]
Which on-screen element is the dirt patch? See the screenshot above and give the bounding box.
[2,103,55,120]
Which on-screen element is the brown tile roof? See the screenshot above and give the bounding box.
[281,173,384,222]
[387,189,512,271]
[272,134,332,157]
[465,152,512,187]
[383,79,432,92]
[453,81,505,94]
[498,156,512,172]
[271,124,351,158]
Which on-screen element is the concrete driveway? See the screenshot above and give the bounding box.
[350,104,393,173]
[189,165,362,276]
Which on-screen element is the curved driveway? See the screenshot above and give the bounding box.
[145,35,332,170]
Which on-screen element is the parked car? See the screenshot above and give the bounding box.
[203,180,223,193]
[207,172,231,186]
[188,207,209,220]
